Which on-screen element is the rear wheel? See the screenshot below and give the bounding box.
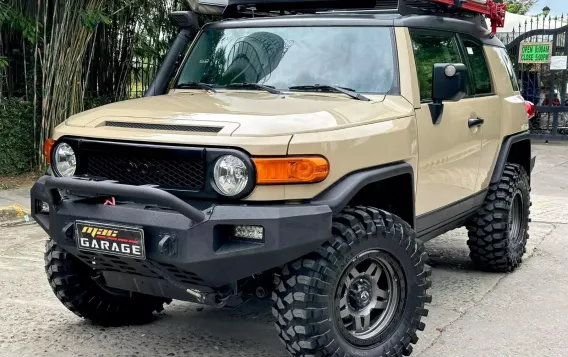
[467,163,531,272]
[272,207,431,357]
[45,240,170,326]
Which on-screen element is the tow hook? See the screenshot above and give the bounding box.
[186,288,233,308]
[213,293,232,308]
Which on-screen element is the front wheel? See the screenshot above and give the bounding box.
[272,207,431,357]
[45,240,170,326]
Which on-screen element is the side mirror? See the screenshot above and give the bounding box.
[429,63,468,124]
[432,63,468,103]
[169,11,199,30]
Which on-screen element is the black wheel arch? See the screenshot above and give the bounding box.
[491,131,533,184]
[311,162,415,228]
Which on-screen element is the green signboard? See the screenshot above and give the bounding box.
[519,42,553,64]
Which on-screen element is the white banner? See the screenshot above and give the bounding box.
[551,56,568,71]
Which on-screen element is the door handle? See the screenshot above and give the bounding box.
[468,117,485,128]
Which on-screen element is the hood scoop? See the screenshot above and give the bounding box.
[105,121,223,133]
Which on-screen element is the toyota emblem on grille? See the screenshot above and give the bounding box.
[126,162,162,177]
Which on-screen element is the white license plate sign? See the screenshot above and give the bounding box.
[75,221,146,260]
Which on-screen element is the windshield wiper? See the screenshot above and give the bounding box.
[288,85,371,102]
[175,82,217,93]
[225,83,283,95]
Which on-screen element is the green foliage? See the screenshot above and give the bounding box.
[84,94,115,110]
[0,99,36,175]
[505,0,537,15]
[82,9,111,30]
[0,3,40,44]
[2,0,204,171]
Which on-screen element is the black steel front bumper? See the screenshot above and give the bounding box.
[31,176,331,291]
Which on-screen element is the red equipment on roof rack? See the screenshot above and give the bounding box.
[426,0,507,34]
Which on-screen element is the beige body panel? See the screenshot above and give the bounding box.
[52,123,293,156]
[472,94,502,192]
[395,27,421,109]
[476,47,529,191]
[66,91,385,137]
[397,29,483,215]
[287,108,417,201]
[398,30,528,215]
[52,25,528,211]
[413,102,482,215]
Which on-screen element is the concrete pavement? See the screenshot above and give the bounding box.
[414,142,568,357]
[0,143,567,357]
[0,187,31,223]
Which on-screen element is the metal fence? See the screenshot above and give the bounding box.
[497,15,567,47]
[127,57,161,99]
[502,14,568,140]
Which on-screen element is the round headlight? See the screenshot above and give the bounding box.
[53,143,77,177]
[213,155,249,196]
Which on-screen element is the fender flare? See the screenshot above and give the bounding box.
[490,131,531,184]
[311,162,415,224]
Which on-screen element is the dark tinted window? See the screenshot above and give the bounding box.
[177,27,397,94]
[462,39,492,95]
[494,47,520,92]
[410,31,462,101]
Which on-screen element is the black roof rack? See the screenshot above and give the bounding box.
[195,0,507,34]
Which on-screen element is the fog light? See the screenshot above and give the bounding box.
[36,200,49,213]
[234,225,264,240]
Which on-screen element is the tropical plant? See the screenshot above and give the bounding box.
[1,0,217,171]
[38,0,107,163]
[505,0,538,15]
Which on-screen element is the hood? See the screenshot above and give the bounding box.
[65,91,413,136]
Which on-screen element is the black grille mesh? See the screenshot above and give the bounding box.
[86,154,205,191]
[105,121,222,133]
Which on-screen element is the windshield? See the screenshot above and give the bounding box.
[176,26,398,94]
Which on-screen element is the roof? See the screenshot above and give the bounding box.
[192,0,507,33]
[204,12,505,47]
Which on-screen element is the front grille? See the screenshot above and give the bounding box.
[86,153,205,191]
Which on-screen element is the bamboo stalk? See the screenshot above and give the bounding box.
[33,0,40,158]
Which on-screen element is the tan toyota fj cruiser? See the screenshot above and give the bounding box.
[32,0,534,355]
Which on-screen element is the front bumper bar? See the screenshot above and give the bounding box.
[31,176,332,288]
[42,176,206,222]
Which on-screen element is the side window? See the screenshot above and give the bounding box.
[494,47,520,92]
[410,31,462,101]
[462,39,493,95]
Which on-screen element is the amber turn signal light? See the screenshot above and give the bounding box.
[253,157,329,184]
[44,139,55,164]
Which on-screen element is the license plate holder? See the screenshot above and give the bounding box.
[75,221,146,260]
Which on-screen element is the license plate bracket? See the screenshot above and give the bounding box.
[75,221,146,260]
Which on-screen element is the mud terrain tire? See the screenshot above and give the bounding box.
[467,163,531,272]
[45,240,170,326]
[272,207,431,357]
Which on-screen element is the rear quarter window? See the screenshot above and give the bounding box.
[493,47,520,92]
